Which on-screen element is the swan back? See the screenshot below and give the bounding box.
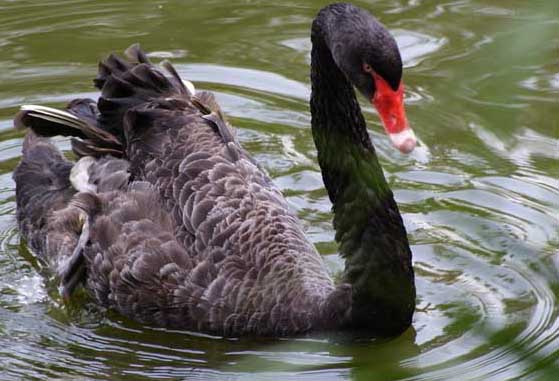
[14,45,342,335]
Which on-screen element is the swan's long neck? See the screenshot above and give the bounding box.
[310,13,415,334]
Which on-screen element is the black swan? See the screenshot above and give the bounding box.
[13,3,416,337]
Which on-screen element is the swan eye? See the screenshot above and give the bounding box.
[363,63,373,73]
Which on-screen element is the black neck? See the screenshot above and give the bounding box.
[310,7,415,334]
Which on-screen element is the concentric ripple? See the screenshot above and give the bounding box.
[0,1,557,380]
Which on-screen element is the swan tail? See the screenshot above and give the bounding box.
[15,130,133,297]
[15,100,123,158]
[14,131,77,256]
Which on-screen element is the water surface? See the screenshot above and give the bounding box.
[0,0,557,380]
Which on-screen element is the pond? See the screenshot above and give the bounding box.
[0,0,557,380]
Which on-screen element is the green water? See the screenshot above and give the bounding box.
[0,1,557,380]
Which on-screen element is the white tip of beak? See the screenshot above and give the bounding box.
[389,128,417,154]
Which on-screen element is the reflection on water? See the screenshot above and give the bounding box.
[0,0,557,380]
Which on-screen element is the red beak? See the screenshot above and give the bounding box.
[371,72,416,154]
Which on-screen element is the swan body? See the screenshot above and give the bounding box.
[13,3,416,337]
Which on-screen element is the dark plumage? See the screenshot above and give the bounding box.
[13,3,415,337]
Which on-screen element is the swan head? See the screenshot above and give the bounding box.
[326,4,416,154]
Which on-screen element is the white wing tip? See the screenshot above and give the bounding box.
[21,104,42,111]
[20,104,81,121]
[182,79,196,95]
[70,156,97,193]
